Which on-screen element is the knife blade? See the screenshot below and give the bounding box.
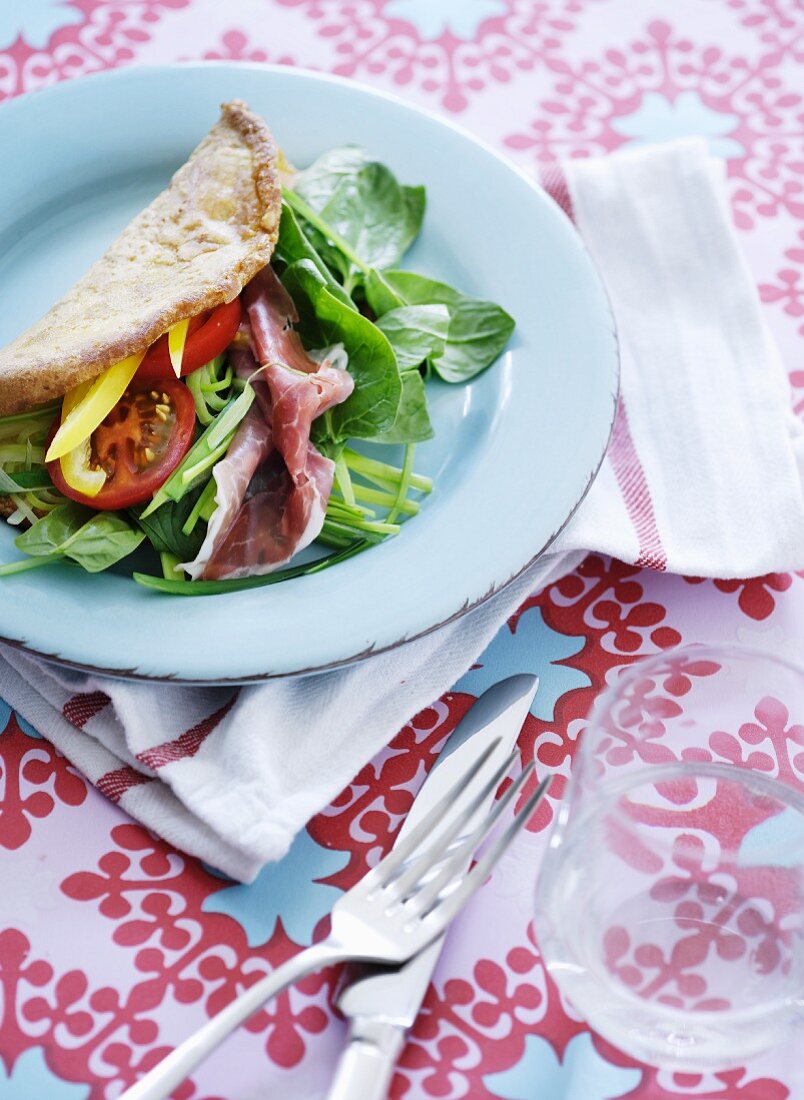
[326,674,539,1100]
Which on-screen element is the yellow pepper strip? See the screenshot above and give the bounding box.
[168,318,190,378]
[58,379,107,497]
[62,376,94,417]
[60,439,106,497]
[55,378,106,499]
[45,351,145,463]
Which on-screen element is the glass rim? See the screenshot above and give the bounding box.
[587,639,804,731]
[580,641,804,813]
[569,759,804,824]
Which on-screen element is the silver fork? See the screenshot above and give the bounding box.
[122,741,552,1100]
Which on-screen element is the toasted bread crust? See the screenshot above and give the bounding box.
[0,100,281,416]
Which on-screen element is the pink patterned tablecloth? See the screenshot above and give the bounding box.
[2,2,803,1098]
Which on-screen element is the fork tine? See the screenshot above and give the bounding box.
[425,775,553,930]
[387,747,520,901]
[363,737,502,892]
[403,760,535,914]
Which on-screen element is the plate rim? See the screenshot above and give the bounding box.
[0,62,620,683]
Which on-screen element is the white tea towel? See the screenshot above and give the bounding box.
[2,139,803,882]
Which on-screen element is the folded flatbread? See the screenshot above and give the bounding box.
[0,99,281,417]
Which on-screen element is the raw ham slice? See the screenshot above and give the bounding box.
[202,442,335,580]
[185,268,354,581]
[182,403,272,580]
[244,266,314,375]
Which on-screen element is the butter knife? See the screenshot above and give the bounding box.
[326,674,539,1100]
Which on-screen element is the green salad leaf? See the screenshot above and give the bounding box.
[14,503,144,572]
[293,146,424,277]
[132,488,206,561]
[365,370,434,444]
[275,203,355,309]
[380,272,516,383]
[292,146,370,211]
[282,260,401,440]
[14,504,88,557]
[286,154,512,382]
[400,185,426,255]
[376,304,449,371]
[364,268,406,316]
[317,163,412,273]
[58,513,145,573]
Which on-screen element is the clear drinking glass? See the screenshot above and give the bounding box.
[534,644,804,1070]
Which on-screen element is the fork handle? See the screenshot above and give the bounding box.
[121,940,341,1100]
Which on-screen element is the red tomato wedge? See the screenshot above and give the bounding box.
[48,381,196,510]
[136,298,243,382]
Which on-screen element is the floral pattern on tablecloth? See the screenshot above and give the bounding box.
[1,2,803,1098]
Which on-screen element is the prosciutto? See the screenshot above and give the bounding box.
[182,398,272,580]
[183,268,354,581]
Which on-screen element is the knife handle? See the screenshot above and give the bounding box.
[327,1024,405,1100]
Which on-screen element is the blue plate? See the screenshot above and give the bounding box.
[0,64,618,682]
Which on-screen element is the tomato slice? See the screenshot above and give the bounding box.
[136,298,243,382]
[47,381,196,510]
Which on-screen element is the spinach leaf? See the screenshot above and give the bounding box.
[293,147,379,280]
[383,271,515,383]
[319,164,411,272]
[275,203,355,310]
[401,185,426,254]
[59,513,146,573]
[289,147,513,379]
[282,260,401,440]
[365,268,406,316]
[15,503,89,556]
[365,371,434,444]
[16,504,145,572]
[133,489,206,561]
[376,304,449,371]
[293,146,423,274]
[383,271,462,309]
[435,297,515,383]
[293,146,370,211]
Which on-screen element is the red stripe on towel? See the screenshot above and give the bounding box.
[607,401,668,571]
[539,163,575,221]
[63,691,111,729]
[136,694,237,771]
[540,164,668,572]
[96,765,152,804]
